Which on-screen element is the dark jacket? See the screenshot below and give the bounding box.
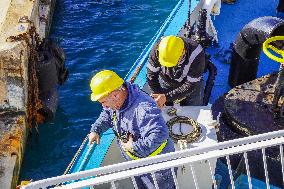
[147,37,205,102]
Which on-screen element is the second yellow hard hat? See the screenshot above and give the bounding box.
[158,36,185,67]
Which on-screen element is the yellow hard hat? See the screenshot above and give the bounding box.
[158,36,185,67]
[90,70,124,101]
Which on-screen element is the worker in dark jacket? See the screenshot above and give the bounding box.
[147,35,206,108]
[89,70,176,189]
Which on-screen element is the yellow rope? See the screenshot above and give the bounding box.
[63,135,89,175]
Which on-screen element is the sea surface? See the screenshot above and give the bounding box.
[20,0,177,180]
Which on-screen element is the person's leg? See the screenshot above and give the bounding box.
[155,168,177,189]
[120,148,151,189]
[134,175,149,189]
[134,174,155,189]
[135,169,177,189]
[182,80,204,106]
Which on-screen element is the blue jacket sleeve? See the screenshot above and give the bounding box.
[90,108,112,135]
[132,102,169,157]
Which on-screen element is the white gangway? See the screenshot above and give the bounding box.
[23,129,284,189]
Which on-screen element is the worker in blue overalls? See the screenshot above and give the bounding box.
[88,70,176,189]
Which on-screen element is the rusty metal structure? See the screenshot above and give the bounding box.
[7,25,43,128]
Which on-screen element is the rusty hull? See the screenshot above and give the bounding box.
[0,111,27,189]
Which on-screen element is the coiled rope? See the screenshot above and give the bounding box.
[166,107,201,143]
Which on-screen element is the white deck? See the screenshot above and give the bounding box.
[163,105,218,189]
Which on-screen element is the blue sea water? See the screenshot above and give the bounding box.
[20,0,177,181]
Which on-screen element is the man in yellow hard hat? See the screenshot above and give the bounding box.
[89,70,176,189]
[147,35,205,108]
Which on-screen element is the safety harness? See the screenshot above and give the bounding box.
[112,111,167,160]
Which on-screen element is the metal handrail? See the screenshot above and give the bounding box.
[23,129,284,189]
[53,136,284,189]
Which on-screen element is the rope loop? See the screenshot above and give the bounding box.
[167,115,201,143]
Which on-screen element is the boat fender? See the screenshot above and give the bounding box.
[38,39,68,86]
[228,16,284,87]
[48,40,69,85]
[37,51,59,94]
[38,89,58,123]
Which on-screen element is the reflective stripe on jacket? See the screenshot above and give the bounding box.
[147,37,206,102]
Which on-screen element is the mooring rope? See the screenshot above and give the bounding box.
[63,135,89,175]
[167,116,201,143]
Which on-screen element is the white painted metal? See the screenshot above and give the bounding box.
[111,181,116,189]
[24,131,284,189]
[171,168,179,189]
[131,177,138,189]
[202,0,221,42]
[262,148,270,189]
[244,152,252,189]
[23,129,284,189]
[226,155,235,189]
[280,144,284,187]
[203,0,221,15]
[208,159,217,189]
[163,105,218,189]
[189,164,199,189]
[151,172,159,189]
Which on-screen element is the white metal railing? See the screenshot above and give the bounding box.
[23,130,284,189]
